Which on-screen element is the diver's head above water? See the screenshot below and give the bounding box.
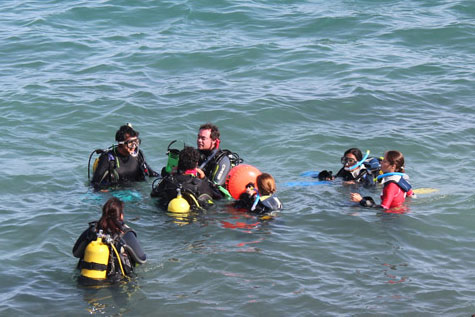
[341,148,363,171]
[197,122,220,151]
[116,123,141,157]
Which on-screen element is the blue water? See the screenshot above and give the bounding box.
[1,0,475,315]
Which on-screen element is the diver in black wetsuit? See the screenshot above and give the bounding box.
[151,146,223,210]
[72,198,146,284]
[91,124,158,190]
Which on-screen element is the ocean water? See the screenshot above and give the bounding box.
[1,0,475,315]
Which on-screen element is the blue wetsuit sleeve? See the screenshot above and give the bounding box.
[122,231,147,264]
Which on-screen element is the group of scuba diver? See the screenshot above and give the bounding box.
[75,123,413,285]
[76,123,283,285]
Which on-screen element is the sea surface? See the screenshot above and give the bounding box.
[1,0,475,315]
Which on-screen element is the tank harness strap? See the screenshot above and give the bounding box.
[109,150,119,169]
[79,259,107,271]
[200,149,219,170]
[182,191,202,209]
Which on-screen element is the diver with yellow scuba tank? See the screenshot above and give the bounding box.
[88,123,158,190]
[151,146,224,212]
[72,197,146,284]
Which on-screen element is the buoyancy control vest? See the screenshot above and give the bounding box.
[258,195,283,213]
[89,146,152,188]
[382,174,412,192]
[151,174,221,210]
[235,192,283,214]
[199,148,243,186]
[355,157,382,186]
[213,149,243,169]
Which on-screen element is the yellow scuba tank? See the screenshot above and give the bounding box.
[168,188,190,214]
[80,230,110,280]
[92,157,100,173]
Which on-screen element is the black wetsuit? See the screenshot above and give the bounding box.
[335,157,381,187]
[151,173,223,209]
[73,222,146,282]
[91,147,157,189]
[335,166,376,187]
[198,149,231,186]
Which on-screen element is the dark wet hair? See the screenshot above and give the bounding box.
[115,124,139,142]
[98,197,124,234]
[257,173,276,196]
[178,146,200,171]
[343,148,363,161]
[385,150,405,172]
[199,123,220,141]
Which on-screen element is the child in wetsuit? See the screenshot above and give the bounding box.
[350,150,414,210]
[235,173,283,214]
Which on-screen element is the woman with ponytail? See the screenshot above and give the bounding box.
[73,197,146,283]
[350,150,414,210]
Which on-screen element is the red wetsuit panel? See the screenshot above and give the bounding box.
[381,182,413,209]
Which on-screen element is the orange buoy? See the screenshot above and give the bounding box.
[225,164,262,199]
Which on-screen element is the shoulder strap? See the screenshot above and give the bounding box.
[199,149,219,169]
[384,178,412,192]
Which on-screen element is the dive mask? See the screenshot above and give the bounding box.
[119,137,140,157]
[341,157,357,165]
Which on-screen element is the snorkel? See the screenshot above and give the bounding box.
[376,172,407,181]
[246,183,260,211]
[345,150,370,171]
